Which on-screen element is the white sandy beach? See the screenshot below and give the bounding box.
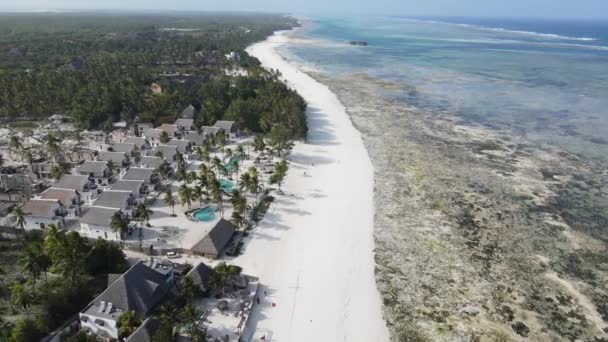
[236,31,389,341]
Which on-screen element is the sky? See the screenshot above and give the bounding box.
[0,0,607,20]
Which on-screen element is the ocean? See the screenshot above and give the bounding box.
[281,16,608,160]
[278,16,608,340]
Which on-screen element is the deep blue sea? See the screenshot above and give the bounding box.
[282,16,608,160]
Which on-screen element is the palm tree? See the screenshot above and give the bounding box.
[209,262,242,290]
[9,136,23,164]
[12,207,27,231]
[230,189,247,216]
[54,231,86,288]
[160,131,170,144]
[0,267,16,313]
[43,224,61,264]
[179,276,201,301]
[44,133,62,163]
[50,164,65,181]
[253,135,265,152]
[135,203,149,227]
[192,186,205,206]
[270,160,289,193]
[175,166,188,185]
[155,164,168,184]
[24,149,34,167]
[224,148,232,162]
[212,157,223,179]
[178,185,194,209]
[163,190,177,217]
[117,310,141,339]
[107,160,116,175]
[197,163,209,178]
[237,144,245,159]
[196,146,209,163]
[111,212,129,240]
[231,211,245,229]
[19,243,43,294]
[208,179,224,217]
[11,283,31,318]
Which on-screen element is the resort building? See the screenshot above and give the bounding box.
[123,137,152,155]
[38,188,81,218]
[190,218,236,259]
[22,199,66,230]
[79,206,123,241]
[97,151,130,173]
[122,167,157,187]
[158,123,182,138]
[110,180,147,204]
[93,190,136,214]
[166,139,192,155]
[201,126,221,138]
[110,142,137,156]
[142,128,164,147]
[184,131,206,147]
[138,156,165,170]
[152,145,179,164]
[77,161,114,187]
[180,104,198,119]
[79,260,174,339]
[54,174,98,204]
[214,120,237,140]
[175,118,195,131]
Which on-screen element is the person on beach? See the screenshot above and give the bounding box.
[256,297,260,304]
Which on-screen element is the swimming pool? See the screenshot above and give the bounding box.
[220,179,234,193]
[224,156,240,173]
[192,206,217,222]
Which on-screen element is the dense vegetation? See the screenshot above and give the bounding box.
[0,13,307,138]
[0,228,127,341]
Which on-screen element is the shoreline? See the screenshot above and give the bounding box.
[237,30,389,340]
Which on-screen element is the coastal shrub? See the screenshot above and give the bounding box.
[9,319,44,342]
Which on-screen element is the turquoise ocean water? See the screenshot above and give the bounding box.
[281,16,608,160]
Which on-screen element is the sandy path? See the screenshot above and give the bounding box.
[229,31,389,341]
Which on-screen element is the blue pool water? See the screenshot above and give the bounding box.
[220,179,234,193]
[192,206,217,222]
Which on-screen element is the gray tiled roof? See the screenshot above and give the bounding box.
[152,145,178,162]
[98,151,128,164]
[93,190,132,209]
[93,261,171,318]
[180,104,197,119]
[123,168,155,182]
[22,199,59,218]
[54,175,89,191]
[143,128,163,139]
[184,131,205,145]
[110,180,144,195]
[190,218,236,256]
[80,206,120,226]
[111,143,136,154]
[78,161,109,174]
[186,262,214,288]
[165,139,190,154]
[158,124,179,135]
[139,156,164,169]
[39,188,77,206]
[125,317,160,342]
[175,119,194,131]
[124,137,149,149]
[213,120,235,133]
[201,126,220,136]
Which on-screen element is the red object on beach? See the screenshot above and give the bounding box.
[272,302,276,307]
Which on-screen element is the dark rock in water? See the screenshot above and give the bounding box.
[349,41,368,46]
[511,322,530,337]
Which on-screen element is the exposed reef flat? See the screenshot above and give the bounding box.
[312,71,608,341]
